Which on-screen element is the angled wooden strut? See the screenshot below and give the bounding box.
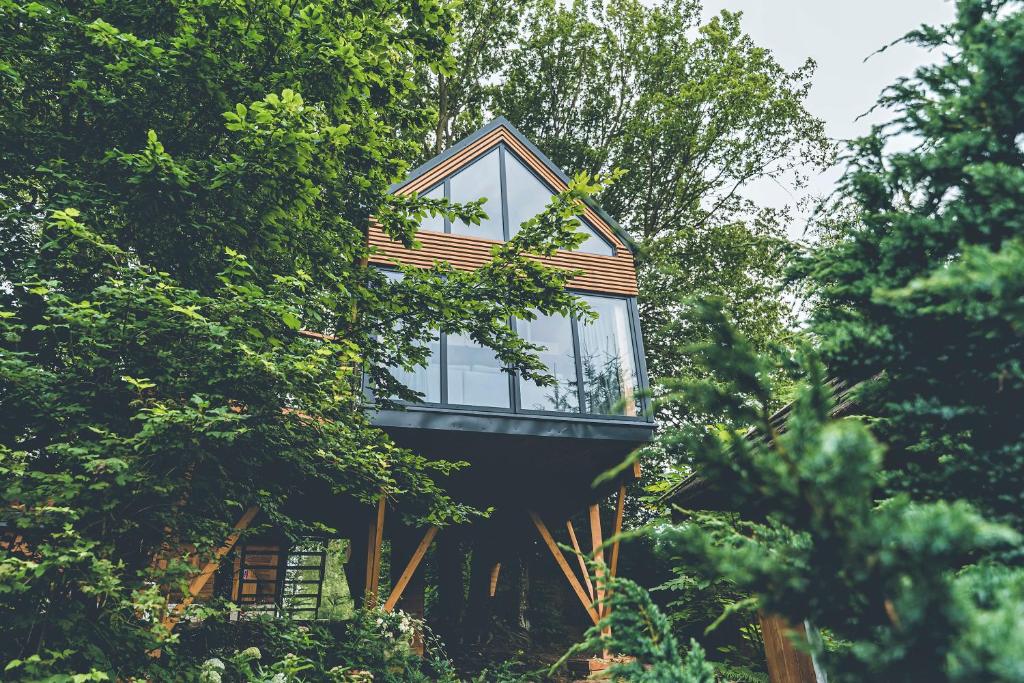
[529,511,600,626]
[162,505,259,632]
[365,493,387,606]
[383,526,438,612]
[566,520,595,601]
[489,561,502,598]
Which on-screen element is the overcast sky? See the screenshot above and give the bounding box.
[697,0,957,237]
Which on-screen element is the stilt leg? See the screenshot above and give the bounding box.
[566,520,595,601]
[529,511,599,625]
[489,562,502,598]
[365,494,386,606]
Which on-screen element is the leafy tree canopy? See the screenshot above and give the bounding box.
[625,2,1024,681]
[0,0,611,677]
[490,0,832,416]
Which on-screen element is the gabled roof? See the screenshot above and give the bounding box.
[391,117,639,255]
[659,377,870,511]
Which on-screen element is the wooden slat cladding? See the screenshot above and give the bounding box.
[372,126,638,296]
[368,227,638,296]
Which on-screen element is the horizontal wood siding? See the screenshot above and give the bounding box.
[369,125,638,296]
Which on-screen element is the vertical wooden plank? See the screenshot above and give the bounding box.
[529,511,600,625]
[365,494,386,605]
[609,484,626,580]
[758,611,820,683]
[383,526,438,612]
[589,504,611,649]
[566,521,595,600]
[488,562,502,598]
[588,504,606,609]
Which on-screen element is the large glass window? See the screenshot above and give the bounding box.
[418,145,616,255]
[376,270,644,417]
[574,222,615,256]
[449,149,503,241]
[418,184,445,233]
[382,271,441,403]
[516,313,579,412]
[388,335,442,403]
[505,151,614,256]
[577,295,640,416]
[446,331,511,408]
[506,153,553,238]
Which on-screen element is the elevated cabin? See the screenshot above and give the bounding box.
[171,119,654,643]
[369,117,654,517]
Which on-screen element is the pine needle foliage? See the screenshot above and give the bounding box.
[554,576,714,683]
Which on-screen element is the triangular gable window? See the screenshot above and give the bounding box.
[505,152,613,256]
[418,144,615,256]
[450,148,503,241]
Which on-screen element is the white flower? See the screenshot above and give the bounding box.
[202,658,226,673]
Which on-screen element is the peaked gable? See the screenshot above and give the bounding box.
[369,118,639,296]
[393,117,629,253]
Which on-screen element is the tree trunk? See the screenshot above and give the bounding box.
[434,531,465,644]
[343,526,369,610]
[463,534,497,643]
[434,74,449,156]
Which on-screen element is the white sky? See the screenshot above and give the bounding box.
[698,0,957,237]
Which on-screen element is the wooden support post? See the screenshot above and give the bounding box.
[489,562,502,598]
[566,520,595,600]
[383,526,438,612]
[365,494,386,606]
[529,511,599,626]
[609,484,626,581]
[589,504,606,611]
[162,505,259,632]
[758,611,820,683]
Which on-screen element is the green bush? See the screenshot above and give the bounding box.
[176,608,460,683]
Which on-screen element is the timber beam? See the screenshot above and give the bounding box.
[365,494,387,606]
[383,526,439,612]
[529,510,600,626]
[162,505,259,632]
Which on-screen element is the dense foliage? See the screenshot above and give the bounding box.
[619,1,1024,681]
[491,0,831,415]
[795,0,1024,535]
[556,576,715,682]
[0,0,611,678]
[654,306,1023,681]
[177,608,461,682]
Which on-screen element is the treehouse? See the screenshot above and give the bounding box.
[168,119,654,645]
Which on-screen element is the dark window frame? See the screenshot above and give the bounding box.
[416,143,617,257]
[374,267,650,422]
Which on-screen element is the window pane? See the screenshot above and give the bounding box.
[446,331,510,408]
[389,335,442,402]
[576,222,615,256]
[418,184,445,233]
[450,149,503,241]
[506,152,553,238]
[506,152,615,255]
[578,296,640,416]
[382,271,441,402]
[516,313,579,412]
